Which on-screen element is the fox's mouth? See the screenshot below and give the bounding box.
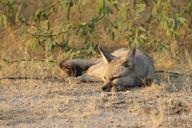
[101,76,122,91]
[101,81,113,92]
[101,85,111,92]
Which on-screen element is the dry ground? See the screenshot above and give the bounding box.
[0,61,192,128]
[1,1,192,127]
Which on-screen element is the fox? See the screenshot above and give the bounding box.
[59,46,155,91]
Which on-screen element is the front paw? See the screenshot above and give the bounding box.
[112,85,127,92]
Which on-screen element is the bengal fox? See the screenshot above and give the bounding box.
[60,46,155,91]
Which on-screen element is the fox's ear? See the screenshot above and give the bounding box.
[122,46,136,67]
[128,46,136,58]
[98,46,115,64]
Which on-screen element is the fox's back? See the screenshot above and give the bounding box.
[134,50,154,79]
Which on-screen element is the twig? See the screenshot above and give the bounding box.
[143,0,149,6]
[41,1,61,13]
[1,58,56,65]
[0,76,60,81]
[155,70,192,77]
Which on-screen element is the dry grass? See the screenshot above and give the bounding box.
[0,27,192,128]
[0,1,192,127]
[0,51,192,128]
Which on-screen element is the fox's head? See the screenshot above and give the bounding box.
[98,46,136,92]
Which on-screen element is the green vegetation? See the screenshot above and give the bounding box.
[0,1,192,127]
[0,0,191,60]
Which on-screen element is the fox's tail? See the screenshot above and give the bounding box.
[59,59,98,77]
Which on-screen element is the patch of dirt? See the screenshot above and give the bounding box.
[0,74,192,128]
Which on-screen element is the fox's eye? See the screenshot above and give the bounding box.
[122,62,129,67]
[111,76,120,80]
[123,64,129,67]
[111,77,116,80]
[104,76,106,80]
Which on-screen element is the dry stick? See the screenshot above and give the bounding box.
[41,1,61,13]
[1,71,191,81]
[3,59,56,65]
[0,59,59,81]
[1,59,192,80]
[155,70,192,77]
[0,76,61,81]
[18,1,61,26]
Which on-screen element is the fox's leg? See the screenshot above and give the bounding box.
[112,77,153,91]
[112,77,141,91]
[144,66,154,86]
[143,78,153,86]
[76,74,100,82]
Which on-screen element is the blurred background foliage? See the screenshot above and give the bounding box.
[0,0,192,61]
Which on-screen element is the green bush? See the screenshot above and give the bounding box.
[0,0,191,58]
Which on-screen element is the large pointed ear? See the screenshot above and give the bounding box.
[98,46,115,64]
[122,46,136,67]
[128,46,136,59]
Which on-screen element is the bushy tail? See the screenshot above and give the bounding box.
[59,59,98,77]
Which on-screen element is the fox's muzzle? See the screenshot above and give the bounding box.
[101,81,112,92]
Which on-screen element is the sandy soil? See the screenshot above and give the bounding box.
[0,72,192,128]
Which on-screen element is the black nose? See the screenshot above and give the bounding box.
[101,86,111,92]
[101,86,107,91]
